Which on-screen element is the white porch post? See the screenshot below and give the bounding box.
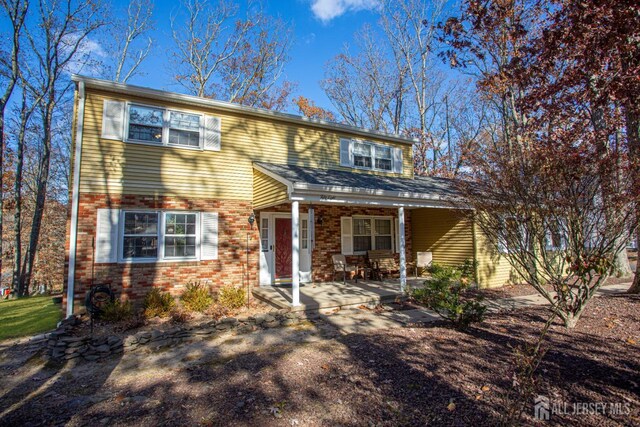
[291,201,300,306]
[398,206,407,292]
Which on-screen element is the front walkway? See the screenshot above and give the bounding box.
[252,279,425,311]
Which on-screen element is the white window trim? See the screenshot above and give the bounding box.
[119,209,201,263]
[124,102,205,151]
[349,140,395,173]
[351,215,394,255]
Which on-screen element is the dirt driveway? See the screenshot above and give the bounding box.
[0,294,638,426]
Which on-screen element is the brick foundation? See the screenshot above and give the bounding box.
[65,194,413,311]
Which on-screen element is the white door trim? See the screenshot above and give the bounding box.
[258,212,311,286]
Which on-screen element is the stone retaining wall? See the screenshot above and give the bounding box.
[39,310,306,362]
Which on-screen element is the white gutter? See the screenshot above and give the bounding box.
[292,181,456,202]
[290,191,465,210]
[70,74,416,146]
[66,81,85,318]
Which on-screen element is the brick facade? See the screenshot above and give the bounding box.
[65,194,413,311]
[65,193,260,311]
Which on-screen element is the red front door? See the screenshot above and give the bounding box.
[274,218,292,279]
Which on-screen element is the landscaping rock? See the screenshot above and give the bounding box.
[220,317,239,326]
[95,344,111,353]
[216,323,232,331]
[264,320,280,328]
[193,329,213,336]
[236,324,255,334]
[30,334,47,343]
[123,336,138,347]
[60,336,84,343]
[281,319,298,327]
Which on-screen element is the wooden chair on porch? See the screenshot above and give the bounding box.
[366,250,399,280]
[332,254,358,284]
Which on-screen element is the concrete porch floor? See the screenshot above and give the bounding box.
[252,278,425,311]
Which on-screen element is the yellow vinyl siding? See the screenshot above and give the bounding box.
[411,208,475,267]
[473,221,516,288]
[253,169,289,209]
[78,89,413,200]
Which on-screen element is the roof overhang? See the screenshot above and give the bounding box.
[71,75,416,146]
[253,163,469,210]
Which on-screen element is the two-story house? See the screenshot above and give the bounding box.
[64,75,512,316]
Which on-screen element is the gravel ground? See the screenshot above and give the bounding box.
[0,294,638,427]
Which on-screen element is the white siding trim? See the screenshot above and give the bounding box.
[66,81,86,317]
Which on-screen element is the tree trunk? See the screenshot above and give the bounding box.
[629,228,640,293]
[0,111,4,291]
[624,99,640,293]
[563,313,580,329]
[613,241,633,278]
[12,110,25,293]
[20,104,52,296]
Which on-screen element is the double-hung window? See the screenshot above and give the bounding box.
[168,111,201,147]
[340,139,401,173]
[353,142,372,168]
[545,220,567,251]
[353,218,373,252]
[127,104,203,148]
[128,105,163,143]
[374,219,393,250]
[352,217,394,254]
[164,213,197,257]
[120,211,202,261]
[374,146,392,171]
[123,212,159,259]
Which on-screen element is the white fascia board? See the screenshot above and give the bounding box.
[292,182,461,203]
[290,191,469,210]
[71,75,416,146]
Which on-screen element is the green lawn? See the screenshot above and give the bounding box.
[0,296,62,341]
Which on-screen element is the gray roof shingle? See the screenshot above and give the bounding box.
[254,162,461,199]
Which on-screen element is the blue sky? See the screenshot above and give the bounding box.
[113,0,384,113]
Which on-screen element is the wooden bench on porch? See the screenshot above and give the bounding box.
[366,250,399,280]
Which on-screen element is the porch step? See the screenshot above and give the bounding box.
[251,280,415,312]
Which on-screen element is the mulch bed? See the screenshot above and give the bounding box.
[0,294,638,426]
[471,276,634,300]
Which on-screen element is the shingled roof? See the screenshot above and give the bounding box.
[254,162,461,199]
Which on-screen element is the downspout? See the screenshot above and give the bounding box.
[66,81,85,318]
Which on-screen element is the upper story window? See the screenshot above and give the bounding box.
[101,99,221,151]
[340,138,403,174]
[127,104,203,148]
[128,105,163,143]
[353,142,372,168]
[169,111,201,147]
[375,145,392,171]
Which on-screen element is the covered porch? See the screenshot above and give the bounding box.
[252,278,426,311]
[252,162,466,307]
